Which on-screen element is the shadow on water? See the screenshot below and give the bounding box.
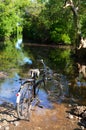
[0,41,86,108]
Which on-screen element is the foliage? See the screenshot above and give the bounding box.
[0,39,33,70]
[0,1,19,40]
[0,40,20,69]
[0,0,86,46]
[61,34,71,44]
[49,49,71,68]
[49,48,75,76]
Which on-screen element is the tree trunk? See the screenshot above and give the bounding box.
[64,0,81,47]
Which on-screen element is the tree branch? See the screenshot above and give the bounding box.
[63,0,73,8]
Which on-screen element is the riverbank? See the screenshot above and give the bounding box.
[0,102,85,130]
[24,43,73,49]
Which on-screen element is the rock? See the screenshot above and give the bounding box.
[72,105,86,116]
[2,120,8,126]
[69,104,72,107]
[81,126,85,130]
[68,113,74,119]
[70,105,86,128]
[13,121,20,126]
[4,126,10,130]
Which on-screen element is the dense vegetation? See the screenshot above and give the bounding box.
[0,0,86,46]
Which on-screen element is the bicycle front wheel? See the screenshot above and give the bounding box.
[16,82,34,120]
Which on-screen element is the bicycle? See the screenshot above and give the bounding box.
[16,59,51,120]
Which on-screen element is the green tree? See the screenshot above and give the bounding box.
[64,0,86,47]
[0,1,19,41]
[0,0,30,42]
[0,0,86,47]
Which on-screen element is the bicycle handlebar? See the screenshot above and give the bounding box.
[39,59,47,71]
[16,59,50,83]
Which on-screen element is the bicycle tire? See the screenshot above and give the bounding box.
[16,81,34,120]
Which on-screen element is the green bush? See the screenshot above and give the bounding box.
[61,34,71,44]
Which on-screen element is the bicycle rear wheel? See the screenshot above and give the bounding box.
[16,82,34,120]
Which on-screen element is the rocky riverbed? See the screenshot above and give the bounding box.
[0,102,86,130]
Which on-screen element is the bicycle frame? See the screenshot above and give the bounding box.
[16,59,50,120]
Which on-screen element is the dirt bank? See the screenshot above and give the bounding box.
[0,102,83,130]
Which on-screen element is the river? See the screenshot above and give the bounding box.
[0,41,86,107]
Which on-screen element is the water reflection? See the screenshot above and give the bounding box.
[0,69,69,108]
[0,78,18,105]
[23,45,86,105]
[68,82,86,105]
[77,63,86,78]
[0,72,21,104]
[67,62,86,105]
[16,38,23,50]
[0,42,86,106]
[15,38,32,65]
[0,40,32,70]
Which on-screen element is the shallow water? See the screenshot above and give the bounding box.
[0,71,50,105]
[0,66,70,108]
[0,44,86,106]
